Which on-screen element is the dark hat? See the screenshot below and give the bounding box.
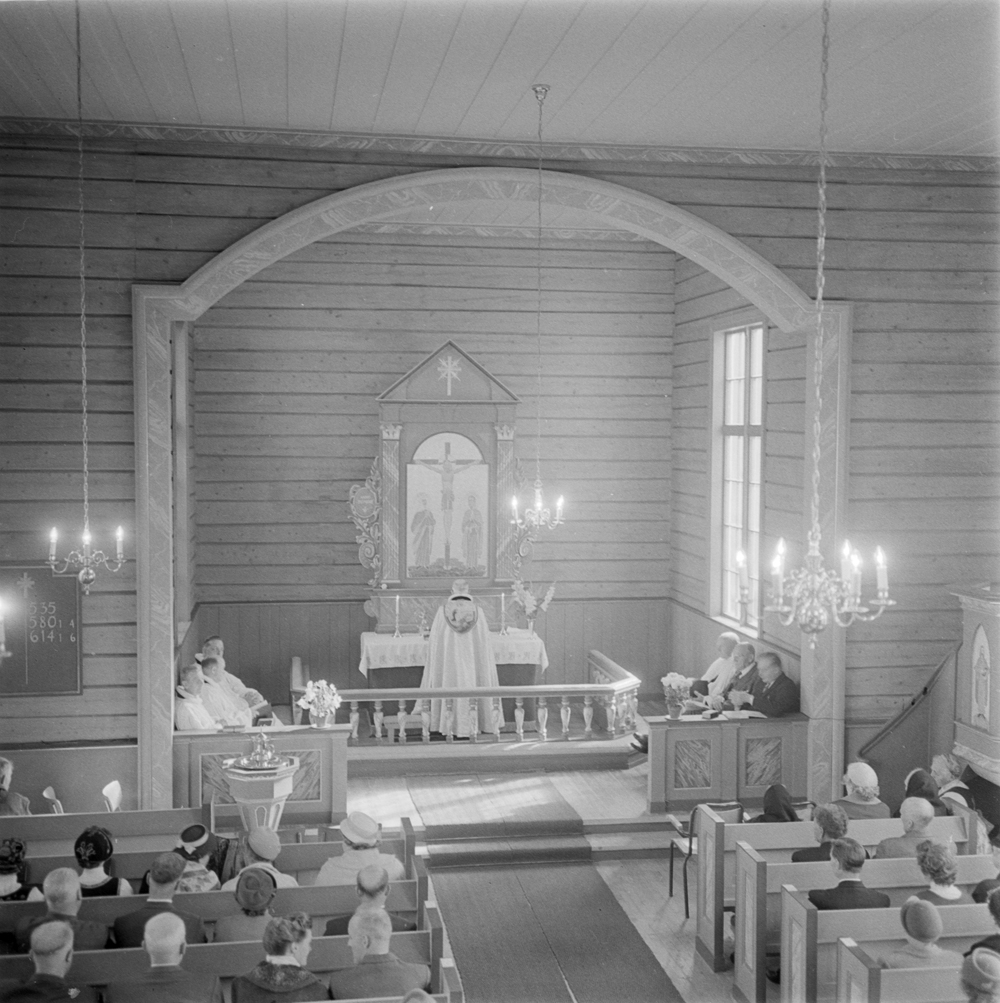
[176,823,216,861]
[74,826,114,868]
[235,867,276,913]
[900,897,942,943]
[0,838,26,874]
[149,852,186,885]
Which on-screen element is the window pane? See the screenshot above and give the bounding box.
[747,437,761,533]
[749,325,764,425]
[724,330,746,424]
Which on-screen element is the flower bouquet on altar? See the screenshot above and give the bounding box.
[296,680,343,728]
[660,672,693,718]
[511,580,556,634]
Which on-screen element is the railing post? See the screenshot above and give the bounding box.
[514,697,525,741]
[444,698,454,742]
[560,696,572,738]
[421,699,430,744]
[537,696,548,741]
[349,701,360,743]
[468,698,478,743]
[583,695,594,737]
[492,697,502,742]
[373,701,384,743]
[397,700,407,744]
[605,695,617,737]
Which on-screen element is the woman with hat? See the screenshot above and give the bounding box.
[0,838,43,902]
[214,868,277,944]
[74,826,132,897]
[221,828,298,891]
[231,913,330,1002]
[962,948,1000,1003]
[174,824,221,893]
[314,812,406,886]
[835,762,891,819]
[0,757,31,816]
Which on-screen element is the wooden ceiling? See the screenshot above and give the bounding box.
[1,0,997,157]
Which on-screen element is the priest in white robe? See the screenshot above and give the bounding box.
[420,580,504,736]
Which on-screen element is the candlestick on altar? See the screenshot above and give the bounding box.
[393,593,401,638]
[500,592,508,635]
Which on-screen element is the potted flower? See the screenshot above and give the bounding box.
[296,680,343,728]
[511,580,556,634]
[660,672,693,719]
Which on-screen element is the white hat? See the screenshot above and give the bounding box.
[340,811,380,847]
[845,762,878,788]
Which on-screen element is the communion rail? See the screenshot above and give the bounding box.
[319,650,641,744]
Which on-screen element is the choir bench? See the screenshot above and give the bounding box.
[733,845,997,1003]
[694,804,979,971]
[836,936,964,1003]
[779,893,993,1003]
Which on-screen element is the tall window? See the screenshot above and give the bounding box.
[720,323,764,627]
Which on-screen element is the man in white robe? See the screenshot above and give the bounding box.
[174,666,219,732]
[199,657,253,728]
[419,580,504,736]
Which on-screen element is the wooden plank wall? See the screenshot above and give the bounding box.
[1,135,997,744]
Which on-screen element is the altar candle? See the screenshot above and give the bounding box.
[501,592,506,619]
[116,526,124,561]
[49,528,58,563]
[838,545,854,585]
[395,594,400,621]
[0,599,5,649]
[735,549,749,591]
[511,496,519,522]
[875,546,888,593]
[556,496,564,521]
[850,552,862,603]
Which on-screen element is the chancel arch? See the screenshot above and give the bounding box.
[133,166,851,807]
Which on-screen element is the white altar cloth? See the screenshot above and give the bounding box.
[358,627,548,677]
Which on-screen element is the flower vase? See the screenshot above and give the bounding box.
[311,712,335,729]
[526,617,536,635]
[667,702,683,720]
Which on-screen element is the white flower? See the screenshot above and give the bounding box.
[296,679,342,718]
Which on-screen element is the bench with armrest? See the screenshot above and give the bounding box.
[836,936,963,1003]
[779,891,993,1003]
[733,844,996,1003]
[0,903,447,991]
[695,803,979,971]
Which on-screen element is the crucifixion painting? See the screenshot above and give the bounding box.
[407,432,488,579]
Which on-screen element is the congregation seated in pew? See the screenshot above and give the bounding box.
[808,838,891,910]
[75,827,132,899]
[0,840,42,904]
[916,839,975,905]
[0,758,30,818]
[316,813,406,886]
[232,912,329,1003]
[875,798,938,859]
[214,869,277,944]
[15,869,110,954]
[966,888,1000,957]
[898,769,955,818]
[174,824,222,894]
[836,761,891,820]
[1,921,97,1003]
[932,753,977,811]
[962,948,1000,1003]
[329,911,431,1000]
[748,784,799,823]
[974,870,1000,905]
[325,865,416,937]
[221,829,298,891]
[792,803,850,861]
[877,896,965,970]
[112,853,207,949]
[727,652,800,718]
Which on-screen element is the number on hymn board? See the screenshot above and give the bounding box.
[0,565,82,696]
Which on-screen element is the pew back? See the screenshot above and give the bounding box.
[780,889,992,1003]
[734,844,996,1003]
[695,803,978,972]
[836,937,964,1003]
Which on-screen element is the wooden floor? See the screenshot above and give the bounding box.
[346,761,766,1003]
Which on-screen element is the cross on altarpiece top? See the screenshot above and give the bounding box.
[437,355,461,396]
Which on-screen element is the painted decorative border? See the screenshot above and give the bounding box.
[134,165,850,806]
[2,117,995,173]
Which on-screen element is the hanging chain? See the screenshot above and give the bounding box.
[807,0,830,556]
[76,0,90,537]
[533,84,549,486]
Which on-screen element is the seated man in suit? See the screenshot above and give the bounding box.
[878,897,963,969]
[729,652,800,717]
[112,853,207,948]
[873,797,935,859]
[328,910,431,1000]
[1,921,98,1003]
[105,912,222,1003]
[808,837,891,910]
[15,868,111,953]
[324,864,416,936]
[705,642,759,711]
[791,803,850,862]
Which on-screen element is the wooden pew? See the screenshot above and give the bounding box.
[24,823,415,886]
[0,903,447,990]
[836,937,963,1003]
[695,803,979,971]
[0,860,430,940]
[734,844,996,1003]
[1,804,214,856]
[780,891,993,1003]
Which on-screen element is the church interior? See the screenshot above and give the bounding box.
[1,1,998,1001]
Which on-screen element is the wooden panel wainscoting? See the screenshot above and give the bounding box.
[190,596,670,706]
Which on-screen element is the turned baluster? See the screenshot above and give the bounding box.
[628,691,639,729]
[583,695,594,738]
[421,699,431,744]
[373,701,384,743]
[605,695,617,737]
[514,697,525,741]
[536,697,548,741]
[443,698,454,743]
[397,700,408,744]
[560,696,572,737]
[468,699,478,743]
[349,701,360,743]
[491,697,502,742]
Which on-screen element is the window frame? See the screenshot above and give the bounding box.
[708,312,767,633]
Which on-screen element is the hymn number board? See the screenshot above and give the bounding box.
[0,565,82,697]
